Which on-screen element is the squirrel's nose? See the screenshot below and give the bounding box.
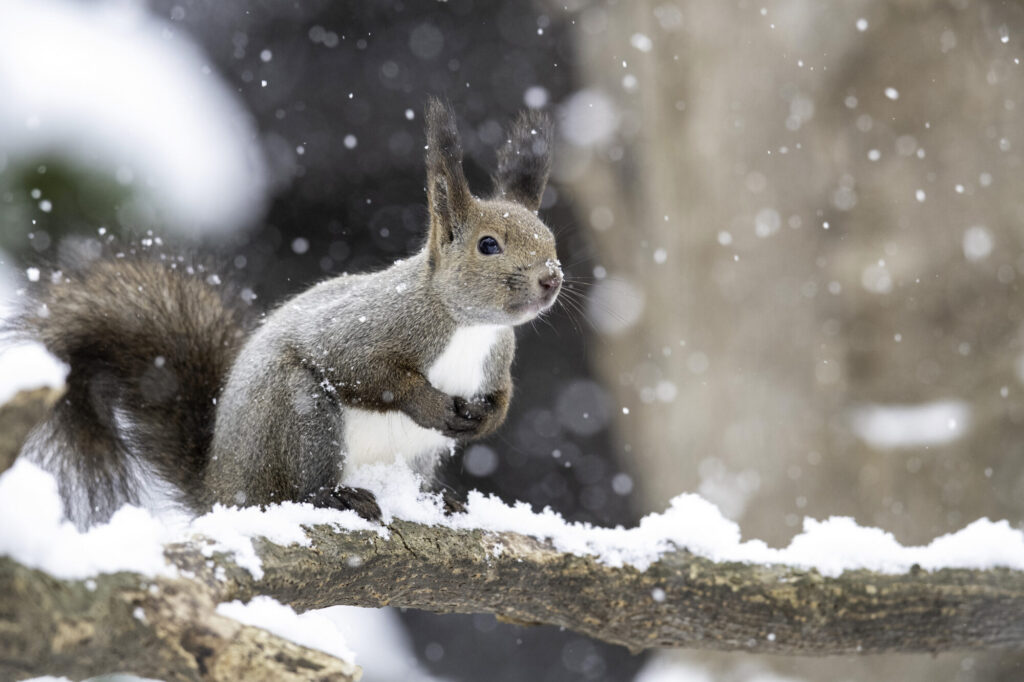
[538,272,561,294]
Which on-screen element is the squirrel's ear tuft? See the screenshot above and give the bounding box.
[425,97,472,260]
[492,109,554,212]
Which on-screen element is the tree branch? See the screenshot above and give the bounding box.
[0,556,360,682]
[183,521,1024,655]
[0,387,58,473]
[3,388,1024,681]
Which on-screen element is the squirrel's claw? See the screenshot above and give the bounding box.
[441,488,467,515]
[443,396,494,437]
[309,485,382,522]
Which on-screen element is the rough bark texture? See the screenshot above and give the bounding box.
[209,523,1024,655]
[0,389,359,682]
[3,388,1024,680]
[0,387,58,473]
[0,557,361,682]
[6,517,1024,675]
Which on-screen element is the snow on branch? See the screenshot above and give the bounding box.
[0,556,361,682]
[3,388,1024,681]
[188,516,1024,655]
[4,506,1024,682]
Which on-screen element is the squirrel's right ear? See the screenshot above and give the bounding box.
[492,109,554,212]
[425,97,473,262]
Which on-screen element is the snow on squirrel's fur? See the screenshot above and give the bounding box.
[2,460,1023,582]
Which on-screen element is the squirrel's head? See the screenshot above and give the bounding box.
[424,98,561,327]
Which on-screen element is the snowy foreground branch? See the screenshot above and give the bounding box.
[4,512,1024,681]
[0,555,361,681]
[3,389,1024,681]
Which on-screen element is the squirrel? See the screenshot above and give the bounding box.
[8,98,562,529]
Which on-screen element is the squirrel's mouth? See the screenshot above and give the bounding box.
[506,260,562,324]
[510,288,559,323]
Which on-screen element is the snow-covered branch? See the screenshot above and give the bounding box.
[181,516,1024,655]
[0,556,360,682]
[3,388,1024,682]
[4,511,1024,682]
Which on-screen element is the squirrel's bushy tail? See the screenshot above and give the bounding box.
[7,238,249,527]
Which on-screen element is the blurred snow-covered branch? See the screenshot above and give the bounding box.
[0,0,268,236]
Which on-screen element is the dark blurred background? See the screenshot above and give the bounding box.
[2,0,1023,680]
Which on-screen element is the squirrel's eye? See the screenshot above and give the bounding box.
[477,236,502,255]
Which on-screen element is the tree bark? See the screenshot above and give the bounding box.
[3,516,1024,681]
[206,521,1024,655]
[0,557,361,682]
[3,388,1024,681]
[0,387,58,474]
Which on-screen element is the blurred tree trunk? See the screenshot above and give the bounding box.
[556,0,1024,679]
[556,0,1024,553]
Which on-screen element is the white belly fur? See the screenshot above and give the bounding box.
[341,325,505,476]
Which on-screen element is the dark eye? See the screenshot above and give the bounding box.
[478,236,502,255]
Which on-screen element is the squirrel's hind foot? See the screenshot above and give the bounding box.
[441,488,467,515]
[310,485,382,522]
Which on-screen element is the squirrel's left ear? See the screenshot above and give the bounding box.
[425,97,473,261]
[492,109,554,212]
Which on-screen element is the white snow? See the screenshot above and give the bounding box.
[634,658,714,682]
[0,450,1022,590]
[963,225,994,262]
[0,459,174,579]
[523,85,549,109]
[754,207,781,237]
[346,464,1024,578]
[0,265,69,403]
[0,342,67,404]
[217,596,356,664]
[561,89,618,147]
[630,33,654,53]
[635,656,809,682]
[586,277,645,335]
[849,400,970,449]
[0,0,267,235]
[345,463,450,526]
[860,261,893,294]
[191,501,381,580]
[318,605,450,681]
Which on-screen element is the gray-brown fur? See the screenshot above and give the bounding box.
[493,108,554,211]
[9,97,560,527]
[6,240,249,527]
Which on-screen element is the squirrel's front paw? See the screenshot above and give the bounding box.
[441,395,494,438]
